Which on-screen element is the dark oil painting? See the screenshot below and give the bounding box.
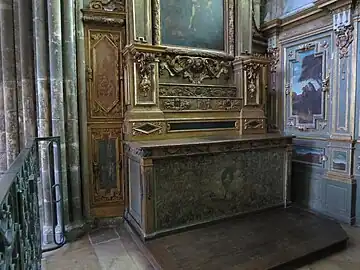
[160,0,224,51]
[293,146,323,165]
[291,49,323,124]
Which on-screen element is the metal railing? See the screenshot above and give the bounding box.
[0,142,41,269]
[0,137,65,269]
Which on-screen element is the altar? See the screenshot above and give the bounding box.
[124,134,293,239]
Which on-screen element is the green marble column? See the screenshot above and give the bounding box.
[47,0,70,227]
[33,0,53,245]
[18,0,36,147]
[62,0,83,223]
[0,0,20,167]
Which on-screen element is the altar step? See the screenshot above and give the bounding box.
[129,207,348,270]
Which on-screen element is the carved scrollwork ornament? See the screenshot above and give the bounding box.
[243,62,262,99]
[322,75,330,93]
[335,25,354,58]
[267,47,279,73]
[134,52,158,97]
[159,55,231,84]
[89,0,125,12]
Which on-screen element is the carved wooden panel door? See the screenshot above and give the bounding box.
[85,25,125,217]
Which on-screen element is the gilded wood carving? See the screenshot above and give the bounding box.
[243,62,263,101]
[87,30,124,120]
[159,97,241,111]
[159,54,231,84]
[134,52,158,97]
[159,85,237,97]
[89,0,125,11]
[89,127,123,205]
[132,122,165,136]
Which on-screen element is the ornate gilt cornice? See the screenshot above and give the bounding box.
[164,47,234,61]
[123,43,166,57]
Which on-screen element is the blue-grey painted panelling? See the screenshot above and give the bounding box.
[323,179,355,224]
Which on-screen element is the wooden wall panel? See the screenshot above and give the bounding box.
[85,24,125,217]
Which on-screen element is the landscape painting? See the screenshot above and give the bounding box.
[291,49,323,125]
[160,0,224,51]
[293,146,323,165]
[332,151,347,171]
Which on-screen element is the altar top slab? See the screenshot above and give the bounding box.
[126,133,294,149]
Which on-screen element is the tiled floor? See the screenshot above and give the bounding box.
[42,223,360,270]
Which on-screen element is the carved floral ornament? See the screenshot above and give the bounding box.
[335,25,354,58]
[133,52,159,97]
[243,62,265,99]
[89,0,125,12]
[267,47,279,73]
[159,55,231,84]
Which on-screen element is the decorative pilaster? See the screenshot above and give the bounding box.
[123,44,166,140]
[264,22,281,133]
[234,54,270,135]
[316,0,356,140]
[0,0,20,167]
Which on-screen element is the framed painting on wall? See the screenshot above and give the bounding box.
[291,49,323,125]
[160,0,226,51]
[284,37,331,133]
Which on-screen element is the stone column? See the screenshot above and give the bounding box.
[13,0,24,149]
[62,0,82,223]
[47,0,69,232]
[18,0,36,146]
[0,0,20,167]
[76,0,90,218]
[33,0,53,246]
[0,41,6,174]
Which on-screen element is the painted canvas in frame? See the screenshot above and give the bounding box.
[290,49,323,125]
[160,0,225,51]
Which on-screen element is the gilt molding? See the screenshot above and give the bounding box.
[159,85,237,98]
[152,0,161,45]
[159,55,231,84]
